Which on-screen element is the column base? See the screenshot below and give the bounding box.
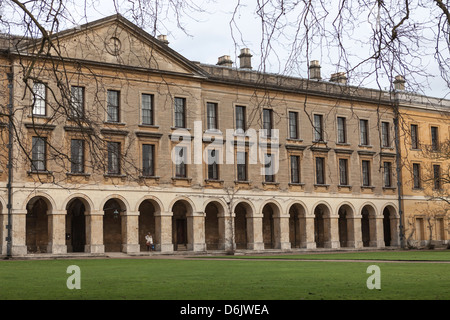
[85,244,104,254]
[248,242,264,251]
[47,244,67,254]
[11,245,27,256]
[122,244,140,253]
[159,243,174,253]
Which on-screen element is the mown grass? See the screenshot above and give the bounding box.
[0,251,449,300]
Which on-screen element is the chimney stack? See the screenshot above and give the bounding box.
[157,35,169,45]
[393,75,405,91]
[238,48,252,69]
[330,72,348,84]
[309,60,322,80]
[217,55,233,67]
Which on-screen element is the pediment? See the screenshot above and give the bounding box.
[18,15,207,78]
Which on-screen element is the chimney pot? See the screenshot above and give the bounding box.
[157,35,169,45]
[217,55,233,67]
[330,72,348,84]
[393,75,405,91]
[238,48,253,69]
[309,60,322,80]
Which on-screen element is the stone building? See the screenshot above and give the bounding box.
[0,15,446,256]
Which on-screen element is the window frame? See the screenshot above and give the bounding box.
[337,116,347,144]
[107,90,120,123]
[70,139,85,174]
[142,144,155,177]
[383,161,392,188]
[235,105,246,133]
[381,121,390,148]
[411,124,419,149]
[290,155,301,184]
[107,141,121,175]
[70,86,85,119]
[141,93,154,125]
[338,158,349,186]
[174,97,186,128]
[206,102,218,131]
[288,111,299,139]
[359,119,369,146]
[31,136,47,171]
[361,160,371,186]
[412,163,421,189]
[32,82,47,116]
[315,156,325,185]
[236,151,247,182]
[313,114,324,142]
[174,145,187,178]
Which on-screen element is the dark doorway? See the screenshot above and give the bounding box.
[338,207,348,247]
[383,208,392,246]
[361,207,370,247]
[314,207,325,248]
[234,203,248,249]
[26,198,49,253]
[103,199,123,252]
[176,219,187,247]
[67,199,86,252]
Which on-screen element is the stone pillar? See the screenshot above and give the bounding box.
[325,215,340,248]
[374,216,385,248]
[85,210,104,254]
[122,211,139,253]
[247,214,264,250]
[155,211,173,252]
[219,213,235,251]
[11,210,27,255]
[390,216,400,247]
[187,211,206,251]
[348,214,363,248]
[274,214,291,250]
[47,210,67,254]
[304,215,316,249]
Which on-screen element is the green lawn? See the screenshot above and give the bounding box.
[0,251,449,300]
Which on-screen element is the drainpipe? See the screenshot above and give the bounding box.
[393,91,405,249]
[6,71,13,258]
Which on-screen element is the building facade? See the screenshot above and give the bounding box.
[0,15,446,256]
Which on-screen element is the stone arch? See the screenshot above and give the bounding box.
[138,197,162,252]
[261,202,281,249]
[361,203,377,247]
[100,194,129,213]
[171,199,194,251]
[233,201,253,250]
[337,203,355,248]
[103,197,127,252]
[62,194,94,214]
[312,202,332,248]
[204,200,225,250]
[25,195,54,253]
[65,197,90,253]
[288,202,307,248]
[381,204,399,247]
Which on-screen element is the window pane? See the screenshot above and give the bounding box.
[71,139,84,173]
[237,152,247,181]
[314,115,323,141]
[71,86,84,118]
[337,117,346,143]
[339,158,348,185]
[107,90,119,122]
[360,120,369,145]
[235,106,246,132]
[433,165,440,189]
[107,142,120,174]
[142,144,154,176]
[362,160,370,186]
[32,82,46,115]
[32,137,46,171]
[175,146,186,177]
[290,155,300,183]
[142,94,153,125]
[431,127,438,150]
[382,122,390,147]
[289,112,298,139]
[264,153,274,182]
[383,162,391,187]
[413,163,421,189]
[174,98,185,128]
[263,109,272,137]
[411,124,418,149]
[316,157,324,184]
[207,103,217,130]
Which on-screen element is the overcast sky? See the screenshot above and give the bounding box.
[5,0,448,99]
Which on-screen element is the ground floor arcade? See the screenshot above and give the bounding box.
[0,190,401,256]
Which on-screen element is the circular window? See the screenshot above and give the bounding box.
[105,37,121,56]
